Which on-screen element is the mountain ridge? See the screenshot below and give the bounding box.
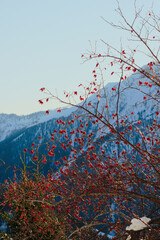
[0,64,159,182]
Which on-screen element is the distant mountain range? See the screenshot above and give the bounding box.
[0,64,159,182]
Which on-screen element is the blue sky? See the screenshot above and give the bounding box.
[0,0,159,115]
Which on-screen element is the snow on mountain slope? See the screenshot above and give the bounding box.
[89,63,159,117]
[0,107,75,142]
[0,63,159,183]
[0,63,159,143]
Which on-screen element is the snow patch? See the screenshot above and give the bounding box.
[126,216,151,231]
[126,235,131,240]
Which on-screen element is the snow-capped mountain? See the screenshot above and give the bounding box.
[0,63,159,142]
[0,107,75,143]
[0,63,159,182]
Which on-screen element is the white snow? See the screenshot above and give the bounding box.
[126,216,151,231]
[126,235,131,240]
[96,229,105,236]
[0,106,76,142]
[0,63,159,143]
